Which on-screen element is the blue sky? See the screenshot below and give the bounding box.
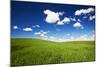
[11,1,95,42]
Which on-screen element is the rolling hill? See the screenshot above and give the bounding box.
[11,38,95,66]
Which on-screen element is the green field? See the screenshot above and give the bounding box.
[11,38,95,66]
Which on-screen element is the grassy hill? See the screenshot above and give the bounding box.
[11,38,95,66]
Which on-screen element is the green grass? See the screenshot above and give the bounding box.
[11,38,95,66]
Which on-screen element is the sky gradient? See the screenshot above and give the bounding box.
[11,1,95,42]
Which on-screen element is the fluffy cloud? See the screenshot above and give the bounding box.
[34,30,48,37]
[23,28,32,31]
[75,8,94,15]
[57,21,64,25]
[34,32,41,35]
[58,12,64,16]
[70,18,76,21]
[62,17,70,23]
[13,26,18,29]
[44,9,61,23]
[44,9,71,25]
[56,17,70,25]
[73,22,83,29]
[89,15,95,21]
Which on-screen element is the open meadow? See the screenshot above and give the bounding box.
[11,38,95,66]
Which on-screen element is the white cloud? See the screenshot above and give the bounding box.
[73,22,83,29]
[75,7,94,15]
[36,25,40,28]
[77,19,81,22]
[23,28,32,31]
[70,18,76,21]
[44,9,61,23]
[62,17,70,23]
[34,30,48,37]
[41,30,48,34]
[56,17,70,25]
[34,32,41,35]
[73,22,81,28]
[56,21,64,25]
[13,26,18,29]
[33,25,40,28]
[89,15,95,21]
[40,34,45,37]
[58,12,64,16]
[44,9,71,25]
